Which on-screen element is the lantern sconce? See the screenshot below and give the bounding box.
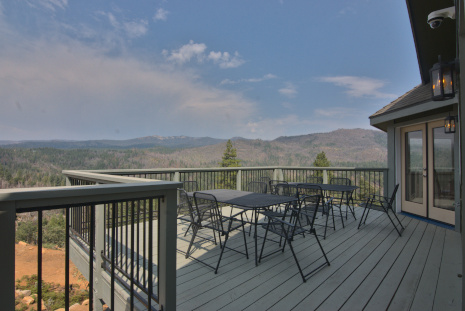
[444,114,457,134]
[430,56,458,101]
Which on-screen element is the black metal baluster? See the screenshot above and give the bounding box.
[89,205,95,311]
[111,203,116,310]
[38,211,43,311]
[66,207,70,311]
[148,199,153,310]
[130,201,135,309]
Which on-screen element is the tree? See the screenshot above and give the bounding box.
[219,140,241,167]
[313,151,331,167]
[313,151,331,179]
[218,140,241,189]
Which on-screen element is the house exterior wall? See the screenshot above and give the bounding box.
[382,105,461,232]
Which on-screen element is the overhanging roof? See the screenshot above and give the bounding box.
[406,0,456,84]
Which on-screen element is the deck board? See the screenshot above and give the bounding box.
[174,206,461,311]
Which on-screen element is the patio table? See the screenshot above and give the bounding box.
[189,189,297,266]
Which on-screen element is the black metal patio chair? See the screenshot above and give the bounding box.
[297,184,335,239]
[185,192,249,273]
[358,184,404,236]
[177,189,194,236]
[181,180,199,192]
[231,181,268,234]
[328,177,356,225]
[259,194,330,282]
[259,176,272,193]
[269,180,288,195]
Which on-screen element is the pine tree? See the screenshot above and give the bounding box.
[219,140,241,167]
[313,151,331,167]
[218,140,241,189]
[313,151,331,179]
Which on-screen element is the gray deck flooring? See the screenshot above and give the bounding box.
[175,206,462,311]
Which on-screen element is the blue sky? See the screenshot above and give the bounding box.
[0,0,419,141]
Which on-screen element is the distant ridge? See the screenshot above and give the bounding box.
[0,136,227,149]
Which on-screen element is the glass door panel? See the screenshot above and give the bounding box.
[401,124,427,217]
[428,120,455,224]
[405,130,424,204]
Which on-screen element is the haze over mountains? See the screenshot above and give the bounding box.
[0,128,387,167]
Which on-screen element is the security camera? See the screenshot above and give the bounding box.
[427,6,455,29]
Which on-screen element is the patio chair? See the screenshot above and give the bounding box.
[259,176,272,193]
[298,184,335,239]
[186,192,249,273]
[181,180,199,192]
[259,194,330,282]
[306,176,323,184]
[177,189,194,236]
[328,177,356,225]
[269,180,288,195]
[358,184,404,236]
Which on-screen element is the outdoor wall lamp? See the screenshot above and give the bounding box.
[444,114,457,134]
[430,56,456,101]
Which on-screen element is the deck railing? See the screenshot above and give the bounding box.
[78,166,388,202]
[0,178,179,311]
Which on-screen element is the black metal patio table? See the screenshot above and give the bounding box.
[189,189,297,266]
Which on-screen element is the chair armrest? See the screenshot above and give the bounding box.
[265,215,295,227]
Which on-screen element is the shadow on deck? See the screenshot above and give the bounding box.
[176,207,462,311]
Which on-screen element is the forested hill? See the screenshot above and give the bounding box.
[0,128,387,189]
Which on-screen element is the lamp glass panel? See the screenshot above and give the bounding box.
[443,67,453,95]
[432,68,442,97]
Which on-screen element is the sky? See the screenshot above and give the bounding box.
[0,0,420,141]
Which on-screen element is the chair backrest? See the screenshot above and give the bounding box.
[299,194,321,228]
[193,192,222,230]
[269,180,287,195]
[329,177,351,185]
[306,176,323,184]
[297,184,323,198]
[178,189,192,217]
[247,181,268,194]
[259,177,272,192]
[182,180,199,192]
[388,184,400,207]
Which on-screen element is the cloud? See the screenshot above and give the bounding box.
[315,107,360,118]
[154,8,169,21]
[208,51,245,69]
[123,20,148,38]
[279,82,297,98]
[0,37,259,140]
[164,40,245,69]
[220,74,276,85]
[26,0,68,11]
[99,11,148,38]
[320,76,397,99]
[163,40,207,64]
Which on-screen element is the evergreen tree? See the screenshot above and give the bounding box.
[313,151,331,167]
[218,140,241,189]
[313,151,331,179]
[219,140,241,167]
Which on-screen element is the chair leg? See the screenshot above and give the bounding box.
[286,235,306,283]
[259,220,271,262]
[358,207,368,229]
[186,226,198,258]
[240,214,249,259]
[215,233,228,274]
[312,228,330,266]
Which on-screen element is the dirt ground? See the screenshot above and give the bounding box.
[15,241,88,289]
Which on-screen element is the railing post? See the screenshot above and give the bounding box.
[274,168,284,181]
[0,201,15,311]
[94,204,105,310]
[158,189,177,311]
[323,169,328,184]
[383,169,389,198]
[173,171,180,182]
[66,176,71,186]
[236,170,242,191]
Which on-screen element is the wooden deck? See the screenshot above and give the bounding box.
[175,206,462,310]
